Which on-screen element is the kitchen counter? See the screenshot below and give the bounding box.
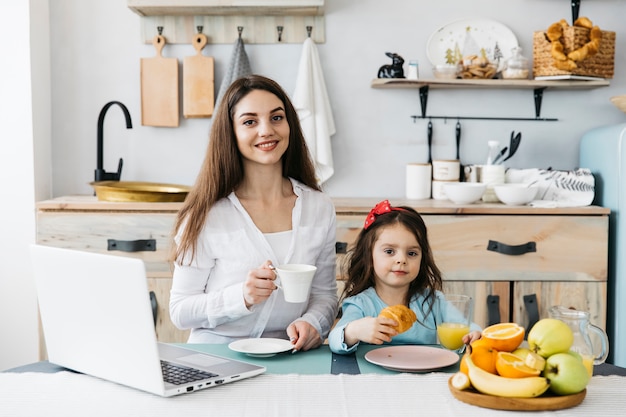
[37,195,610,215]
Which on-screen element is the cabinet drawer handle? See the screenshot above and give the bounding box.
[487,240,536,256]
[336,242,348,254]
[107,239,156,252]
[149,291,158,327]
[523,294,539,338]
[487,295,500,326]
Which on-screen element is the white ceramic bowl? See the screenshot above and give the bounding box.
[494,184,539,205]
[443,182,486,204]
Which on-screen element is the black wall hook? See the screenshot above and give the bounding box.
[306,26,312,38]
[277,26,283,42]
[237,26,243,39]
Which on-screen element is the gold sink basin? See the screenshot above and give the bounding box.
[90,181,192,202]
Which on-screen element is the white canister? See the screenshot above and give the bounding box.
[405,163,432,200]
[432,179,458,200]
[432,159,461,181]
[480,164,505,202]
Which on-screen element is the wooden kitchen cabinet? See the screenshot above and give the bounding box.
[35,196,609,358]
[335,198,609,332]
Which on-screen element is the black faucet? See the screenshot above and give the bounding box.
[95,101,133,182]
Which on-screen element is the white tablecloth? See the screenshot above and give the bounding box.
[1,372,625,417]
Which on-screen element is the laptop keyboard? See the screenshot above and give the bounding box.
[161,360,218,385]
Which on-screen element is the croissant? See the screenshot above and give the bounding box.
[551,42,567,61]
[568,44,589,62]
[586,39,600,55]
[546,22,563,42]
[574,16,594,29]
[554,59,577,71]
[379,305,417,334]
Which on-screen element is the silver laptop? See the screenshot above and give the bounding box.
[30,244,266,397]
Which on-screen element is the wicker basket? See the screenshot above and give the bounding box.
[533,26,616,78]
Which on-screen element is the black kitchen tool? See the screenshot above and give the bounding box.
[502,131,522,162]
[427,120,433,163]
[456,120,463,180]
[493,146,508,165]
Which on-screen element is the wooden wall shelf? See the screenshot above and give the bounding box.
[371,78,610,122]
[127,0,325,16]
[129,1,326,44]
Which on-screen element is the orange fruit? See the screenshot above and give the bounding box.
[495,351,542,378]
[481,322,525,352]
[468,338,499,374]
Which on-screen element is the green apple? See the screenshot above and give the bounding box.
[544,352,590,395]
[567,350,583,362]
[527,318,574,358]
[512,347,532,361]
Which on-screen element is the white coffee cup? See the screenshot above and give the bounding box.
[274,264,317,303]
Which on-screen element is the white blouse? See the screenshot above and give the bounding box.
[169,178,338,344]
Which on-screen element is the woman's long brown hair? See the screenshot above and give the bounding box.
[171,75,320,264]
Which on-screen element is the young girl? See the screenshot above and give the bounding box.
[328,200,481,354]
[169,75,338,352]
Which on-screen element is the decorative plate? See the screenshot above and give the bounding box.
[364,346,459,372]
[427,18,519,72]
[228,338,294,357]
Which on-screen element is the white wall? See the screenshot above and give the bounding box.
[0,0,50,370]
[2,0,625,369]
[49,0,626,199]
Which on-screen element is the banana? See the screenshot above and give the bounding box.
[464,354,550,398]
[525,351,547,371]
[451,372,471,390]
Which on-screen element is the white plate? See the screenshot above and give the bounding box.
[427,18,519,72]
[228,338,294,357]
[364,345,459,372]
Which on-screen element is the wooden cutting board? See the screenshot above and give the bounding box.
[140,34,179,127]
[183,33,214,118]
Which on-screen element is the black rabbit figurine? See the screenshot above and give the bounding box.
[377,52,405,78]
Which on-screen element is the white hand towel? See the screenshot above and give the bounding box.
[293,37,336,184]
[215,36,252,110]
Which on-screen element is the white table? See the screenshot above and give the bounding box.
[1,371,626,416]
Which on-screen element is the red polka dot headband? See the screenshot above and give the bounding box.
[363,200,406,230]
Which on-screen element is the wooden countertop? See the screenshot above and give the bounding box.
[37,195,610,216]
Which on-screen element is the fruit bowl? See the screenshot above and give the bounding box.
[448,378,586,411]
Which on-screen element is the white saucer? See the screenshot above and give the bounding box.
[228,338,294,357]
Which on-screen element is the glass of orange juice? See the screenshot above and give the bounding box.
[437,294,473,353]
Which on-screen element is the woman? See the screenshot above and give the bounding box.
[169,75,338,352]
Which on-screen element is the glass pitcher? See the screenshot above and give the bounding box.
[549,305,609,375]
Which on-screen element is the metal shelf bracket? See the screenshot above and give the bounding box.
[413,84,557,122]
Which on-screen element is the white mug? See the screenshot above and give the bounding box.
[274,264,317,303]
